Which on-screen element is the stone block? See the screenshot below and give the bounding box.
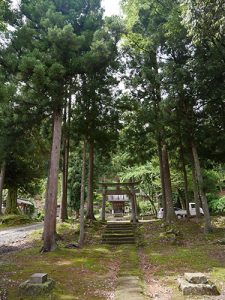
[30,273,48,284]
[19,278,55,296]
[178,278,220,296]
[184,272,208,284]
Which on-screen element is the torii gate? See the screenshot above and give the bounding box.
[99,181,139,223]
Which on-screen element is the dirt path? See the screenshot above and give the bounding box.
[0,222,43,254]
[138,248,173,299]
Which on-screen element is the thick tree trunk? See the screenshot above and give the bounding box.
[42,112,62,252]
[0,162,6,215]
[162,145,176,223]
[178,189,186,210]
[190,153,201,220]
[157,139,167,220]
[5,187,18,215]
[78,140,87,247]
[191,142,212,233]
[61,120,69,221]
[86,141,95,220]
[180,145,190,218]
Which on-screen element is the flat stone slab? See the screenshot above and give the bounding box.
[115,276,146,300]
[184,272,208,284]
[30,273,48,284]
[178,278,220,296]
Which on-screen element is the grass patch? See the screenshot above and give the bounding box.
[0,214,32,228]
[0,221,120,300]
[141,217,225,298]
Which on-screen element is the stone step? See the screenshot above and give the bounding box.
[106,227,135,230]
[103,222,136,245]
[102,240,136,245]
[103,236,135,240]
[106,225,135,228]
[105,229,134,233]
[106,223,136,227]
[103,233,134,237]
[102,238,135,243]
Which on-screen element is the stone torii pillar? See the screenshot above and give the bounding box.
[101,186,107,222]
[126,186,137,224]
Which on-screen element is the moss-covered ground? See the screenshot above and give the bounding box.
[141,216,225,299]
[0,217,225,299]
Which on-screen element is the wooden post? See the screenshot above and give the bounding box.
[102,186,107,222]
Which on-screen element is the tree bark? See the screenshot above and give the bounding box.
[191,142,212,233]
[5,187,18,215]
[60,96,71,222]
[0,162,6,215]
[78,140,87,247]
[162,145,176,223]
[42,111,62,252]
[190,152,201,220]
[86,140,95,220]
[180,144,190,218]
[157,139,167,220]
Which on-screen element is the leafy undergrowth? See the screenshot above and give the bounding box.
[0,214,32,228]
[141,217,225,299]
[0,221,121,300]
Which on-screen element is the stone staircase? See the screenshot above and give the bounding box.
[102,222,136,245]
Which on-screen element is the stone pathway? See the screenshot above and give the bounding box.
[102,222,147,299]
[113,241,148,300]
[115,276,147,300]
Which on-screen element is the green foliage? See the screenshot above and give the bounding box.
[138,200,152,214]
[208,196,225,215]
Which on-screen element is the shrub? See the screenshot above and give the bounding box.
[208,195,225,215]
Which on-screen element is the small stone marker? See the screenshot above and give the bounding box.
[30,273,48,284]
[184,272,208,284]
[178,273,220,296]
[19,273,54,296]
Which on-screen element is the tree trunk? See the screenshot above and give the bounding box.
[177,189,186,210]
[60,100,70,222]
[78,140,87,247]
[157,139,167,220]
[191,142,212,233]
[42,111,62,252]
[5,187,18,215]
[190,152,201,220]
[162,145,176,223]
[0,162,6,215]
[86,141,95,220]
[180,144,190,218]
